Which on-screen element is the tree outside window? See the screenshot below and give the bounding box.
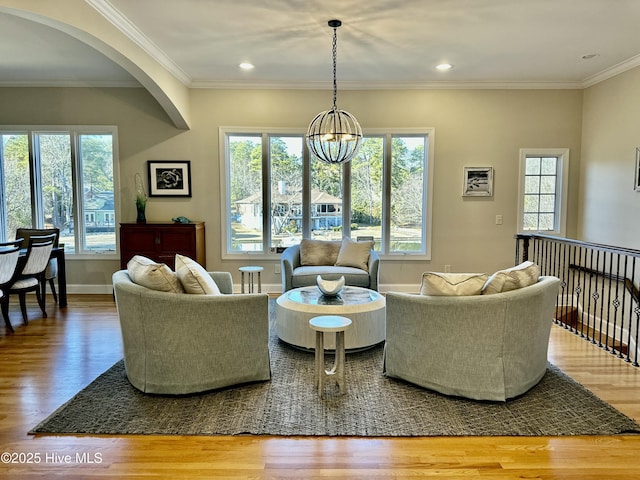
[0,128,117,253]
[223,129,432,257]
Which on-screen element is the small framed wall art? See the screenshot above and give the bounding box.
[635,148,640,191]
[148,160,192,197]
[462,166,493,197]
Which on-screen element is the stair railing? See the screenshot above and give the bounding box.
[516,233,640,367]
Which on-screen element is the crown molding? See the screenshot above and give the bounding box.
[86,0,192,86]
[581,53,640,88]
[190,79,584,90]
[81,1,640,92]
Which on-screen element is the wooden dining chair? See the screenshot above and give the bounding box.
[15,228,60,303]
[0,240,23,333]
[7,233,57,328]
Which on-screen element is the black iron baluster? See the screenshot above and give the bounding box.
[577,246,587,338]
[625,256,637,364]
[618,256,629,359]
[604,251,614,352]
[611,254,621,357]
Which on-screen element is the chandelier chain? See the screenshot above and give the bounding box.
[332,25,338,109]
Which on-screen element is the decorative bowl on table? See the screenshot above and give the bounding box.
[316,275,345,297]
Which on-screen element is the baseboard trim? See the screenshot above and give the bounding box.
[66,284,115,295]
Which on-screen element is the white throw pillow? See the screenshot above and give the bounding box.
[175,254,221,295]
[126,255,184,293]
[335,237,373,271]
[420,272,488,296]
[482,261,540,295]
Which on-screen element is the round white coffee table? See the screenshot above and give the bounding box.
[276,286,385,351]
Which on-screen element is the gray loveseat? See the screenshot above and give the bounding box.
[383,276,561,401]
[281,239,380,292]
[113,269,271,394]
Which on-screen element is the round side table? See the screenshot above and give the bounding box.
[239,266,264,293]
[309,315,352,398]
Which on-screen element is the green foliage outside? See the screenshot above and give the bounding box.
[229,135,424,230]
[2,133,114,249]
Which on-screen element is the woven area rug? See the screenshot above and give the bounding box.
[32,308,640,437]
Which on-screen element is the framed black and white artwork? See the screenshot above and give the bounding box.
[147,160,192,197]
[462,166,493,197]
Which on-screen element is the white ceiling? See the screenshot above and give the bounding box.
[1,0,640,89]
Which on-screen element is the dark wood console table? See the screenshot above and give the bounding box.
[119,222,206,270]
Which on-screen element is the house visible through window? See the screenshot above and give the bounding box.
[518,148,569,236]
[0,126,118,254]
[222,128,434,258]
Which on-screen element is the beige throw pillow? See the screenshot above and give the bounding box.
[482,261,540,295]
[335,237,373,271]
[127,255,184,293]
[299,239,342,266]
[420,272,488,296]
[175,254,221,295]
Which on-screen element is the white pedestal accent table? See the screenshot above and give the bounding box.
[276,286,385,351]
[239,266,263,293]
[309,315,352,397]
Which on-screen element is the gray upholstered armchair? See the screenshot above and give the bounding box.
[383,276,561,401]
[112,269,271,394]
[281,239,380,292]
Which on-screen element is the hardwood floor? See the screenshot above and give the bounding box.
[1,294,639,479]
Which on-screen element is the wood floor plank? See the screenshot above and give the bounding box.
[0,294,639,479]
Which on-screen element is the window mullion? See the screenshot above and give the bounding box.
[0,140,5,240]
[70,132,83,252]
[262,134,270,253]
[554,161,562,231]
[382,134,392,254]
[302,142,311,239]
[29,133,44,228]
[342,161,351,239]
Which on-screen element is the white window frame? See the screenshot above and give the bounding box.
[219,127,434,260]
[517,148,569,236]
[0,125,120,258]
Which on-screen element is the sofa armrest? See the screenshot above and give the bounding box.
[209,271,233,294]
[281,244,301,292]
[368,249,380,291]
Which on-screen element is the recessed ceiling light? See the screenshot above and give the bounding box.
[436,63,453,71]
[239,62,255,70]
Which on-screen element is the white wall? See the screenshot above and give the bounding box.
[580,66,640,249]
[0,86,584,292]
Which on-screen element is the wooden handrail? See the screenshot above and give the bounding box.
[516,233,640,257]
[568,263,640,304]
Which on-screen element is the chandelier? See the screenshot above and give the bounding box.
[306,19,363,165]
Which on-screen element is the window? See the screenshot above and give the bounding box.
[517,148,569,236]
[270,135,303,247]
[226,134,263,252]
[221,128,434,258]
[0,126,118,254]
